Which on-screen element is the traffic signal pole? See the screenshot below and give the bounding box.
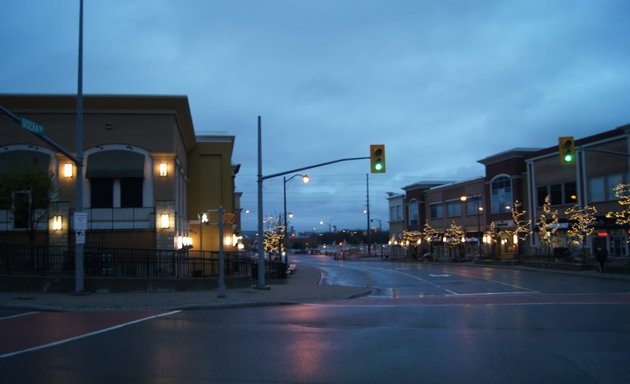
[74,0,86,294]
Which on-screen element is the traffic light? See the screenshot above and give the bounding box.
[559,136,575,165]
[370,144,386,173]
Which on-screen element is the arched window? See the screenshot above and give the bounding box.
[86,150,145,208]
[408,200,419,226]
[491,175,512,214]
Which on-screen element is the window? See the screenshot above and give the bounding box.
[607,174,623,201]
[466,197,482,216]
[430,203,443,219]
[491,176,512,214]
[549,184,562,205]
[390,204,403,221]
[91,178,114,208]
[121,178,143,208]
[537,186,548,207]
[447,200,461,217]
[589,177,605,203]
[408,200,419,225]
[564,182,577,204]
[12,191,30,229]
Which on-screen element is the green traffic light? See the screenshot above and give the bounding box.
[374,161,383,171]
[564,153,573,162]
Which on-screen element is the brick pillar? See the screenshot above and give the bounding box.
[156,200,176,250]
[48,201,70,247]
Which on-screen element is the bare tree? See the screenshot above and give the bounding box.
[606,183,630,225]
[511,200,531,241]
[536,195,559,253]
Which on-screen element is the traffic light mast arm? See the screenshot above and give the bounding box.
[261,156,369,181]
[0,104,81,165]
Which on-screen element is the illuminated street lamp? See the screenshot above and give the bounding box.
[460,195,483,259]
[283,174,309,264]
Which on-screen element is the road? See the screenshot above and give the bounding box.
[297,254,630,298]
[1,255,629,384]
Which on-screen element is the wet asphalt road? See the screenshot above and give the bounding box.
[1,256,629,384]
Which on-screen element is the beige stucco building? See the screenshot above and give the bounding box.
[0,94,240,253]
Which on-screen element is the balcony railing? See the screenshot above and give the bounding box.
[0,207,156,231]
[87,207,155,230]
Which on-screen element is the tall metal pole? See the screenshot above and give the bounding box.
[283,176,288,265]
[476,197,481,259]
[218,207,226,298]
[74,0,85,293]
[366,173,371,257]
[256,116,266,289]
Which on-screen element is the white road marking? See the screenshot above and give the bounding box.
[0,310,181,359]
[0,311,40,321]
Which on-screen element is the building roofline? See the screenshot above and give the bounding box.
[525,125,630,160]
[402,181,453,191]
[477,148,541,165]
[0,93,197,152]
[426,176,486,191]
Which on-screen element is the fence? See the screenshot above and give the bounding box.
[0,244,287,279]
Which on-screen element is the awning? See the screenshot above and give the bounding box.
[86,150,144,178]
[0,150,50,173]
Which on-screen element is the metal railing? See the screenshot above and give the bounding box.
[0,244,287,279]
[86,207,155,230]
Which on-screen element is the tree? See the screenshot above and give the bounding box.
[484,221,500,258]
[401,230,421,247]
[536,195,559,251]
[444,221,465,260]
[606,183,630,225]
[0,166,57,245]
[565,205,597,256]
[263,216,284,259]
[421,223,437,245]
[511,200,531,241]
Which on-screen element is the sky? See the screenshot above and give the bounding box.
[1,0,629,232]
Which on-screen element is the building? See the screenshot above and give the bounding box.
[525,126,630,258]
[387,192,405,240]
[390,124,630,260]
[478,148,539,259]
[0,94,240,253]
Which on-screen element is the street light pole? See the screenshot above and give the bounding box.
[461,195,483,259]
[283,174,309,265]
[475,197,482,259]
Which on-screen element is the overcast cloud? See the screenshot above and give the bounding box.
[1,0,629,232]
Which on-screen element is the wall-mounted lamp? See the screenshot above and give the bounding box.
[160,214,170,229]
[63,163,73,178]
[159,162,168,177]
[176,235,193,249]
[52,215,63,231]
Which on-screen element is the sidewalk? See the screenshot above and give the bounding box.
[0,266,372,312]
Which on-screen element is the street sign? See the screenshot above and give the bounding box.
[74,212,88,231]
[19,117,45,136]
